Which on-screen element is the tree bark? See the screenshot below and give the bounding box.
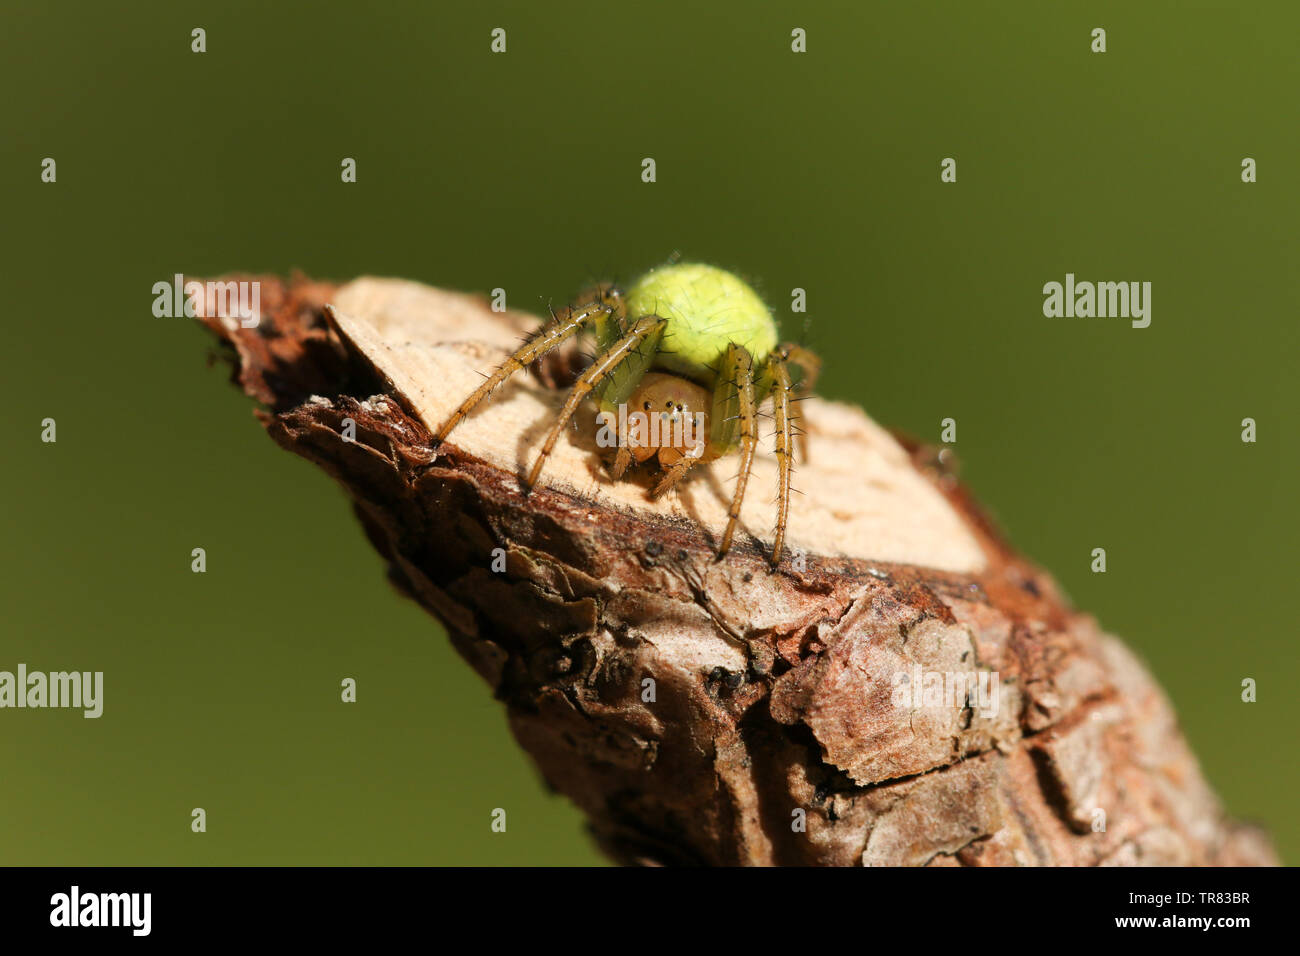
[193,274,1277,867]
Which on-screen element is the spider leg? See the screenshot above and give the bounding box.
[525,315,666,491]
[601,378,637,481]
[651,454,701,498]
[777,342,821,393]
[432,297,614,446]
[610,444,633,480]
[774,342,822,464]
[761,351,796,568]
[715,344,758,559]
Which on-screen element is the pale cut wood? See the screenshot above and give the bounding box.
[326,277,987,573]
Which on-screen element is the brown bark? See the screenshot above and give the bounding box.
[193,274,1277,867]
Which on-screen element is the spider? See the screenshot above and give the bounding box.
[432,262,821,568]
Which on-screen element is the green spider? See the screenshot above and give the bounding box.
[432,262,821,568]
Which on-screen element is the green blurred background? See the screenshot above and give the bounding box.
[1,0,1294,865]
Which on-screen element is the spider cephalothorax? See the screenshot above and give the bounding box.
[433,262,821,567]
[611,371,712,470]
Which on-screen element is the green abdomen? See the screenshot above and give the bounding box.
[625,263,778,383]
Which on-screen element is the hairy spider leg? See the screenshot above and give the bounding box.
[774,342,821,465]
[757,352,796,566]
[432,297,617,446]
[610,443,634,481]
[649,444,701,499]
[648,423,712,500]
[713,344,759,559]
[525,315,667,491]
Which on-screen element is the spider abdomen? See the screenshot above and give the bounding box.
[624,263,778,383]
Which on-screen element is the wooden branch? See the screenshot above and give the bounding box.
[193,274,1276,866]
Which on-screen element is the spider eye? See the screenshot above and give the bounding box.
[643,401,651,410]
[665,401,673,409]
